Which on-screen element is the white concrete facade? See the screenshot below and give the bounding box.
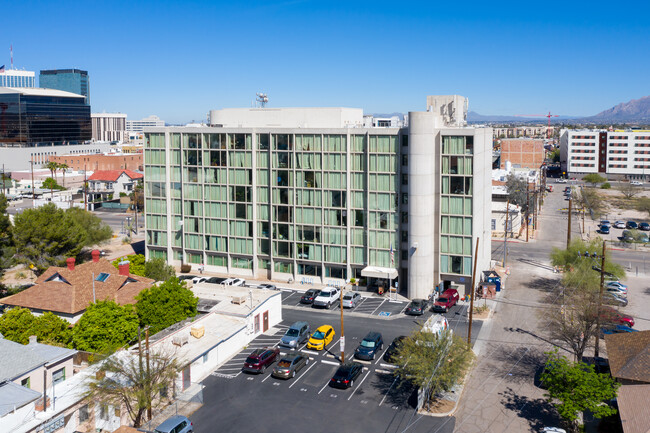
[0,69,36,87]
[0,142,114,171]
[208,107,364,129]
[91,113,127,142]
[126,115,165,133]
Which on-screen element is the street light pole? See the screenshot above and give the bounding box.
[339,285,346,364]
[595,241,606,358]
[467,238,480,345]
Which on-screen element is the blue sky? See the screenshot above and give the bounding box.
[3,0,649,123]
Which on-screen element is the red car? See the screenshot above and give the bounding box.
[242,347,280,374]
[600,306,634,328]
[432,289,460,313]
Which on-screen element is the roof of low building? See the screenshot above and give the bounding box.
[0,381,42,417]
[616,384,650,433]
[605,330,650,383]
[0,258,154,315]
[0,87,85,98]
[88,169,143,182]
[0,338,77,383]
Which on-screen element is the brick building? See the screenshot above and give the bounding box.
[50,152,143,172]
[499,138,545,170]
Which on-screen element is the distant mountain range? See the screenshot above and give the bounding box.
[468,95,650,124]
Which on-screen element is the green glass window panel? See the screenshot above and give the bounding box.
[449,216,463,234]
[230,169,251,185]
[172,231,182,247]
[257,133,269,150]
[147,198,167,214]
[170,133,180,149]
[440,236,448,253]
[464,198,473,215]
[351,247,365,264]
[464,218,473,235]
[449,236,463,254]
[184,201,202,216]
[463,257,472,275]
[351,228,364,246]
[258,258,271,269]
[174,250,183,260]
[207,254,227,266]
[171,149,180,164]
[257,169,269,186]
[369,136,377,153]
[441,177,450,194]
[148,249,167,260]
[145,150,166,165]
[147,133,165,148]
[325,246,346,263]
[229,151,251,167]
[449,197,463,215]
[257,152,269,168]
[465,157,473,174]
[258,239,270,255]
[442,136,465,154]
[231,238,253,254]
[352,135,365,152]
[258,204,269,220]
[183,184,201,199]
[257,187,269,203]
[441,196,449,214]
[232,256,253,269]
[147,230,167,246]
[465,177,473,195]
[183,167,201,183]
[369,249,389,267]
[324,135,344,152]
[274,261,293,273]
[184,234,202,249]
[440,255,449,273]
[441,215,449,233]
[187,252,202,264]
[463,237,472,255]
[351,173,364,190]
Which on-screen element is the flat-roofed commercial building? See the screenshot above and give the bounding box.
[0,69,36,88]
[144,97,492,299]
[560,129,650,181]
[91,112,127,142]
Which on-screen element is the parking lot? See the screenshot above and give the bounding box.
[279,288,411,317]
[193,307,473,433]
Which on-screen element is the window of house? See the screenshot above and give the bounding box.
[53,367,66,384]
[21,377,30,388]
[79,404,90,422]
[99,404,109,421]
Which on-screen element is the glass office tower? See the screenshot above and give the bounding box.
[39,69,90,105]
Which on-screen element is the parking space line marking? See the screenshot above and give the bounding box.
[380,363,397,369]
[398,304,410,315]
[318,378,332,394]
[388,300,404,304]
[375,369,391,374]
[348,370,372,401]
[379,374,401,406]
[320,360,340,366]
[370,299,387,315]
[261,373,273,382]
[374,349,387,364]
[302,349,319,355]
[289,361,318,388]
[354,297,369,308]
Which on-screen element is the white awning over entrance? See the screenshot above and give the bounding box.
[361,266,398,279]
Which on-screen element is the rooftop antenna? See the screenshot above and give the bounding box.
[10,44,13,70]
[256,92,268,108]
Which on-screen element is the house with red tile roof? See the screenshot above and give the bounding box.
[87,169,143,202]
[0,250,154,323]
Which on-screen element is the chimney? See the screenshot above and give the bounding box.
[91,249,100,262]
[66,257,75,271]
[29,335,38,345]
[118,260,130,276]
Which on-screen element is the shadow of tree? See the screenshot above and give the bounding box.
[486,343,548,385]
[500,386,562,431]
[644,286,650,296]
[365,371,417,409]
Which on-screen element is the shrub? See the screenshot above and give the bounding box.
[601,182,611,189]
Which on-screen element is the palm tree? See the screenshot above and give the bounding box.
[44,161,59,200]
[58,163,69,188]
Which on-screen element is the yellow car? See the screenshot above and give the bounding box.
[306,325,335,351]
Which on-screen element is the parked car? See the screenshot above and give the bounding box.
[300,288,321,304]
[178,275,194,281]
[599,220,611,228]
[192,276,207,284]
[626,221,638,229]
[383,336,407,363]
[222,278,246,286]
[306,325,335,351]
[605,286,627,297]
[354,332,384,360]
[603,292,628,307]
[622,230,635,242]
[640,234,650,243]
[242,347,280,374]
[342,291,361,308]
[556,178,567,183]
[613,221,626,229]
[258,283,278,290]
[602,324,639,336]
[606,281,628,290]
[432,289,460,313]
[329,362,363,389]
[640,222,650,231]
[599,225,610,235]
[271,353,310,379]
[206,276,227,284]
[312,288,340,309]
[154,415,193,433]
[279,321,311,349]
[630,180,643,186]
[404,299,429,316]
[600,306,634,327]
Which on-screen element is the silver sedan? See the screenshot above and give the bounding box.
[342,291,361,308]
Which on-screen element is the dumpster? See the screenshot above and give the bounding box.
[483,270,502,292]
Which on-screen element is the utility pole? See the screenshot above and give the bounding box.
[83,164,87,210]
[595,241,607,358]
[526,190,530,242]
[503,198,509,268]
[30,158,35,199]
[146,327,152,420]
[339,286,345,363]
[134,187,138,235]
[567,197,572,248]
[467,238,480,345]
[582,206,586,234]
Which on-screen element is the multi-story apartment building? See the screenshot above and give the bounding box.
[560,129,650,180]
[144,96,492,299]
[126,115,165,133]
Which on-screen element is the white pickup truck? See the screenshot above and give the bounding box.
[312,288,340,309]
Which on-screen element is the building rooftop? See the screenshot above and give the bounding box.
[88,169,143,182]
[0,382,41,417]
[605,330,650,383]
[0,338,77,383]
[0,255,154,315]
[616,384,650,433]
[0,86,84,98]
